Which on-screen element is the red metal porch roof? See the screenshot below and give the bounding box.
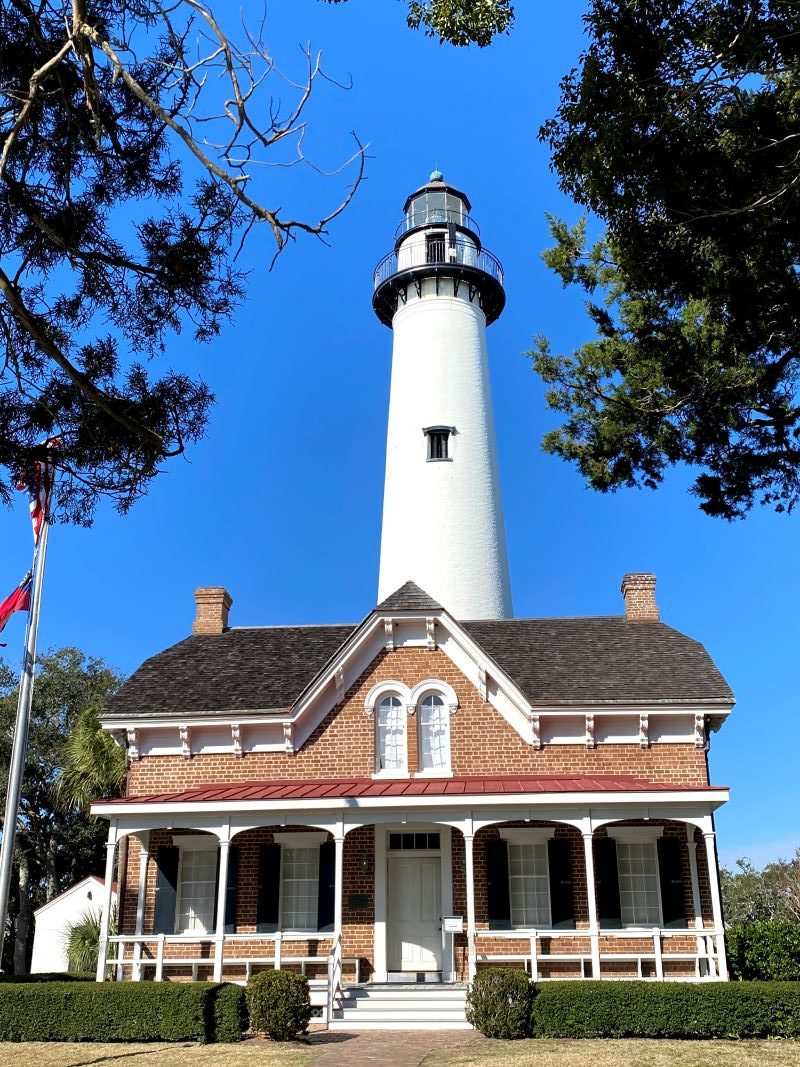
[96,774,722,806]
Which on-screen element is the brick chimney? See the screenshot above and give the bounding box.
[193,587,232,635]
[620,573,659,621]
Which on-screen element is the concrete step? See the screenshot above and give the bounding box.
[329,1019,473,1031]
[339,997,466,1012]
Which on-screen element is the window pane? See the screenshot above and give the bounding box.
[617,842,662,925]
[508,842,551,927]
[282,846,319,930]
[419,694,449,770]
[377,695,405,771]
[177,848,217,933]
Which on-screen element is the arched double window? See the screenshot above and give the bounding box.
[367,680,457,776]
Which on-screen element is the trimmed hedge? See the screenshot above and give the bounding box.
[530,980,800,1039]
[246,970,311,1041]
[465,968,535,1039]
[0,981,247,1042]
[727,921,800,981]
[0,972,94,983]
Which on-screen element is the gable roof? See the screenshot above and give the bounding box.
[376,581,443,612]
[103,604,732,721]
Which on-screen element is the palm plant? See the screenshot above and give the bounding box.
[55,707,126,814]
[65,905,117,973]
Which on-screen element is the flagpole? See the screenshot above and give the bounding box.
[0,516,49,968]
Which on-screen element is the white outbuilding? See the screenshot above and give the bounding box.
[31,875,117,973]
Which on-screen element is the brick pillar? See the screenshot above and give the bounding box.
[620,573,659,621]
[193,587,232,635]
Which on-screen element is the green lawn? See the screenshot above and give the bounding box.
[4,1043,315,1067]
[425,1038,800,1067]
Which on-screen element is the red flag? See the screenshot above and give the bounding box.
[16,438,61,545]
[0,572,32,642]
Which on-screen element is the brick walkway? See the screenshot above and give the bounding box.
[305,1029,484,1066]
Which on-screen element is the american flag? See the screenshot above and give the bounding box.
[0,572,32,643]
[16,439,60,545]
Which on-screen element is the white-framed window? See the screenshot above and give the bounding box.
[607,827,663,927]
[376,694,407,773]
[274,832,327,933]
[418,693,450,772]
[500,828,552,928]
[174,836,218,934]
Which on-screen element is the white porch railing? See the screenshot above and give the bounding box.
[327,931,343,1024]
[475,928,726,981]
[106,931,360,986]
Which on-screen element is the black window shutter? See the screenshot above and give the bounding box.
[257,843,281,932]
[225,846,239,933]
[317,841,336,932]
[594,837,621,927]
[486,838,511,929]
[657,836,685,927]
[153,846,179,934]
[548,838,575,928]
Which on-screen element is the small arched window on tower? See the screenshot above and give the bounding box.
[423,425,453,462]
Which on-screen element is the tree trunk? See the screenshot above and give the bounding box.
[46,837,58,902]
[14,853,31,974]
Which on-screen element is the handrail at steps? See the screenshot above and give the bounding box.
[326,931,343,1026]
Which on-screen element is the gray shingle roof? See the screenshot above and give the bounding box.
[463,617,733,706]
[376,581,443,612]
[103,609,732,720]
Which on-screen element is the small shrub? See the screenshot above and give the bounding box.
[65,906,118,973]
[727,921,800,981]
[465,967,534,1039]
[530,980,800,1039]
[246,969,311,1041]
[0,981,246,1042]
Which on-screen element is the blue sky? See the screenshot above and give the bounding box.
[1,1,796,869]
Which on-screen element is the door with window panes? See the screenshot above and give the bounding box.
[387,832,442,972]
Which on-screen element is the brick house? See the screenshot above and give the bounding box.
[91,176,734,1027]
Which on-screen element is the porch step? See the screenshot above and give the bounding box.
[330,984,471,1031]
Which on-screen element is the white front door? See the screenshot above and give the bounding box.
[387,855,442,971]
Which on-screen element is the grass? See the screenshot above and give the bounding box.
[2,1041,315,1067]
[426,1038,800,1067]
[2,1038,798,1067]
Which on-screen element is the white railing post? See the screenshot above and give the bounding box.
[653,928,664,980]
[582,831,602,980]
[274,931,282,970]
[95,822,118,982]
[529,932,539,982]
[155,933,165,982]
[213,838,230,982]
[703,831,728,980]
[464,833,477,981]
[132,834,150,981]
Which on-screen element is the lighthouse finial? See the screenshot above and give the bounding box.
[429,168,444,182]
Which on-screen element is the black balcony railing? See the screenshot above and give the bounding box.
[394,209,481,240]
[373,244,504,289]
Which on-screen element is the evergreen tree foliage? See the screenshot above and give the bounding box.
[535,1,800,518]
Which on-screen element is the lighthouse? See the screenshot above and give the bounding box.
[374,173,513,619]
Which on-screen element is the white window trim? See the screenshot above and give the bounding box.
[274,832,328,934]
[412,680,458,776]
[174,841,218,935]
[500,829,554,929]
[607,828,665,929]
[373,691,409,776]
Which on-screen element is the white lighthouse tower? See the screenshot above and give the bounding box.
[374,172,513,619]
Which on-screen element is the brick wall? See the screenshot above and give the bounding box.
[127,647,709,795]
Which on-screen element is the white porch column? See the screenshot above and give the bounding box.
[582,831,601,979]
[464,833,477,981]
[213,837,231,982]
[334,835,345,934]
[132,832,150,981]
[685,825,703,928]
[703,830,728,980]
[95,820,118,982]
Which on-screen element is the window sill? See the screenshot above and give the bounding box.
[371,771,410,780]
[413,769,454,778]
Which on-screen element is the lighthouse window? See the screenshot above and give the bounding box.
[424,426,451,462]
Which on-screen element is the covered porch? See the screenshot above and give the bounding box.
[91,775,730,1020]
